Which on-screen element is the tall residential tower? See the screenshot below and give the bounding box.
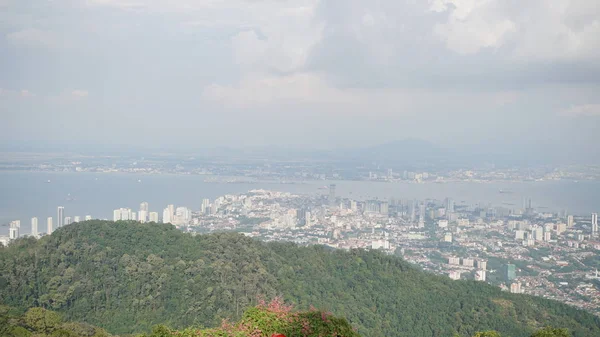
[57,206,64,228]
[31,217,38,237]
[328,184,336,208]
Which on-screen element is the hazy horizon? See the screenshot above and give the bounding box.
[2,0,599,161]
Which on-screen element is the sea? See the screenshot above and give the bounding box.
[1,171,599,235]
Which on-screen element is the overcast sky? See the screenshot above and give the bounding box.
[1,0,599,157]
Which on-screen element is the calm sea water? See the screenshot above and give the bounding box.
[1,171,598,235]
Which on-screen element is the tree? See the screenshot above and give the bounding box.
[473,332,501,337]
[24,307,62,334]
[531,327,570,337]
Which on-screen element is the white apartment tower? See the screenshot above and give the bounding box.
[163,208,172,224]
[149,212,159,223]
[57,206,64,228]
[113,209,121,221]
[47,217,53,235]
[592,213,598,237]
[9,220,20,240]
[138,210,148,223]
[31,217,38,237]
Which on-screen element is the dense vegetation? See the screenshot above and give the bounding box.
[142,298,361,337]
[1,221,599,337]
[0,305,110,337]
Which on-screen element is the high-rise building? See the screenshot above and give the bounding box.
[31,217,38,237]
[138,210,148,223]
[462,258,474,267]
[73,216,81,223]
[64,217,72,226]
[448,271,461,280]
[475,270,486,281]
[418,203,425,228]
[168,204,175,219]
[448,257,460,265]
[9,220,20,240]
[85,215,92,221]
[503,264,516,281]
[556,223,567,235]
[175,207,191,225]
[304,211,311,227]
[113,209,121,221]
[140,202,149,212]
[130,212,137,221]
[120,208,131,221]
[328,184,336,207]
[201,199,210,214]
[476,260,487,271]
[350,200,357,212]
[163,208,172,224]
[567,215,574,227]
[149,212,159,223]
[515,230,526,240]
[592,213,598,237]
[380,202,389,216]
[531,226,544,241]
[57,206,64,228]
[47,217,53,235]
[446,198,455,214]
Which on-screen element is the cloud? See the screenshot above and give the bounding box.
[6,28,60,48]
[305,0,600,89]
[560,104,600,117]
[433,1,517,55]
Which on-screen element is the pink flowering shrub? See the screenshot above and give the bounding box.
[158,298,360,337]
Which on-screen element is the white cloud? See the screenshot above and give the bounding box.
[433,0,600,61]
[433,0,517,54]
[560,104,600,117]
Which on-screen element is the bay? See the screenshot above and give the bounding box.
[1,171,598,235]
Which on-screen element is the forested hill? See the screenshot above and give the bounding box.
[1,221,599,337]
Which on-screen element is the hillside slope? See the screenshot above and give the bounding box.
[1,221,599,337]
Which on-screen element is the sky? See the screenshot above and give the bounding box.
[1,0,599,158]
